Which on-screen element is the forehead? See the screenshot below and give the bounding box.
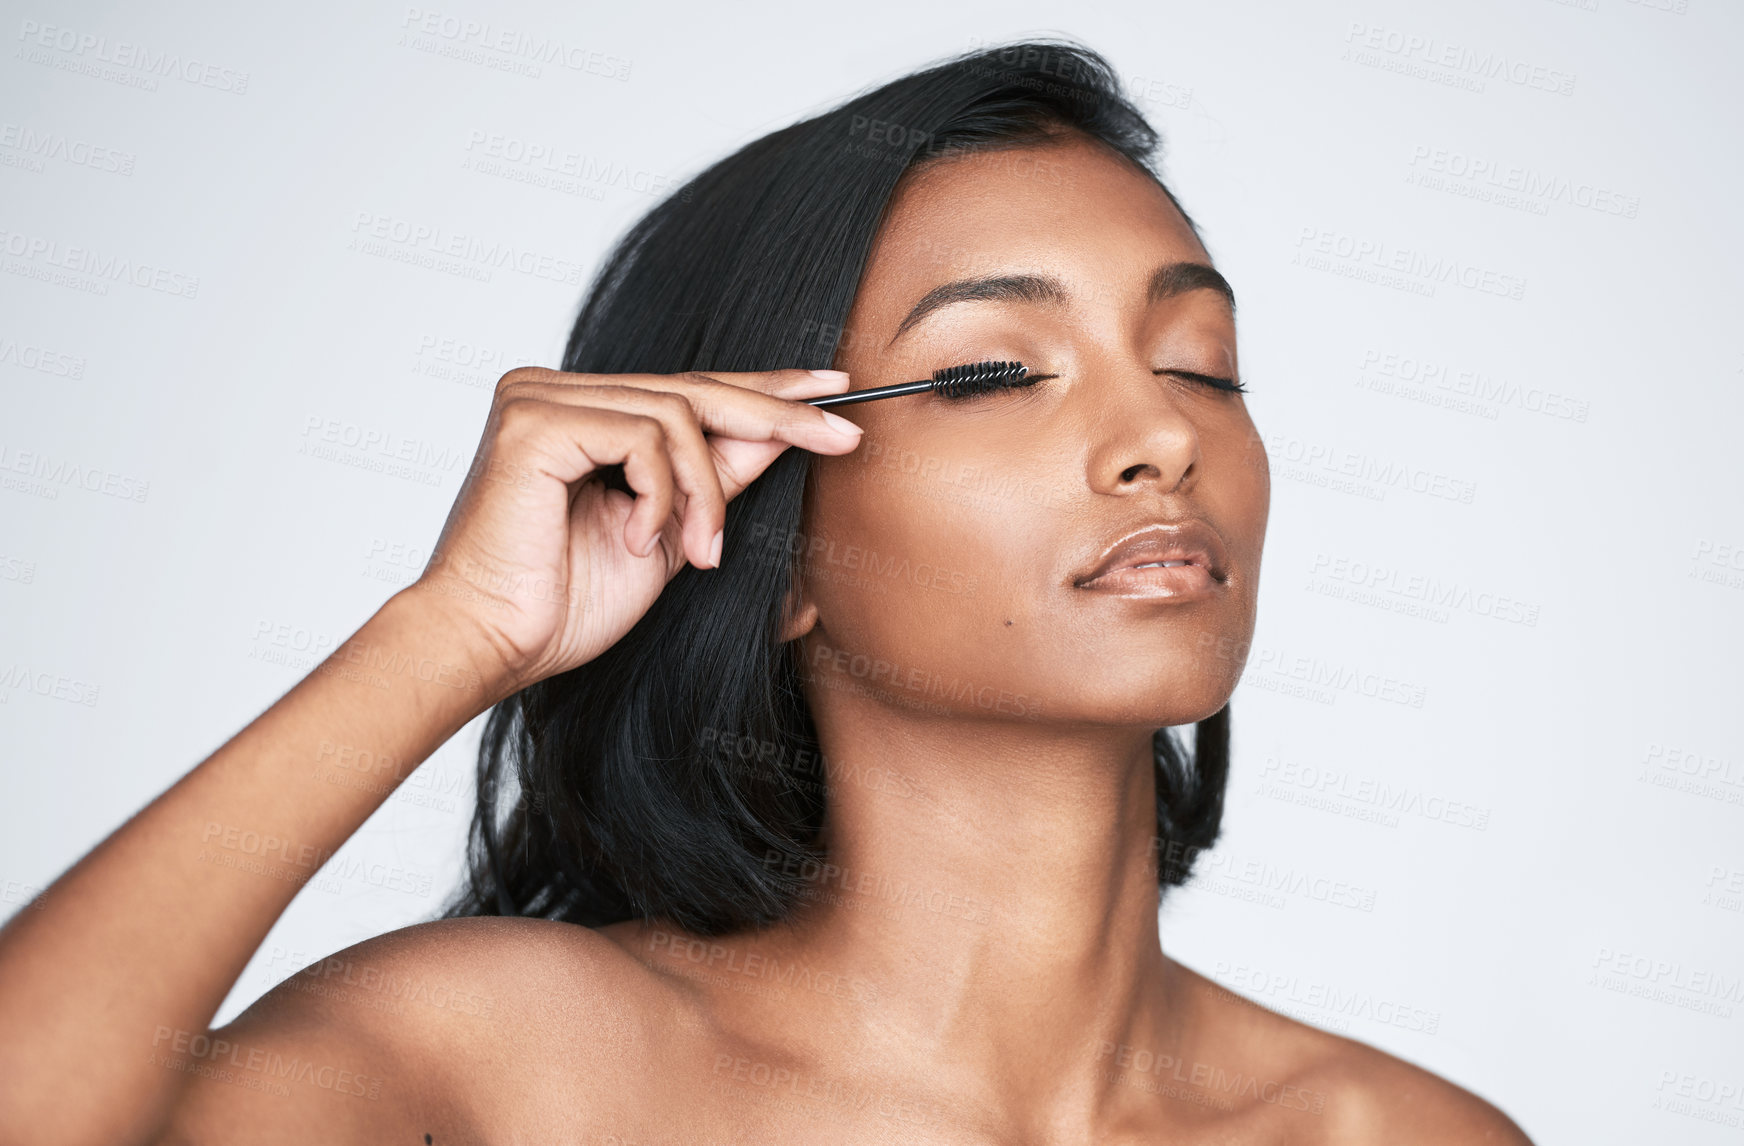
[852,133,1209,328]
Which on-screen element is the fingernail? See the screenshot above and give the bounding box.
[820,410,863,436]
[808,369,850,381]
[641,531,661,556]
[709,528,723,568]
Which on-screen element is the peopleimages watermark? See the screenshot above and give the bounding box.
[1254,753,1491,832]
[1197,631,1429,710]
[14,20,250,94]
[0,333,86,379]
[1213,961,1443,1035]
[461,130,688,201]
[804,639,1045,719]
[0,443,150,503]
[150,1026,381,1099]
[711,1053,945,1126]
[410,333,543,392]
[842,427,1071,513]
[1405,144,1639,220]
[1356,348,1589,424]
[700,726,971,834]
[398,9,630,80]
[347,211,584,286]
[645,929,879,1005]
[699,726,920,801]
[0,553,37,585]
[1638,741,1744,810]
[1589,945,1742,1019]
[1125,74,1194,112]
[1691,538,1744,593]
[296,412,465,488]
[198,820,435,899]
[1341,21,1576,96]
[845,114,931,165]
[257,946,496,1019]
[311,739,472,815]
[743,522,979,598]
[0,663,100,707]
[1292,225,1526,302]
[1,877,49,912]
[959,39,1105,107]
[1307,551,1541,628]
[246,617,483,693]
[0,226,199,299]
[1654,1069,1744,1128]
[1094,1039,1327,1114]
[1703,865,1744,915]
[763,850,992,926]
[0,122,136,176]
[1155,837,1379,913]
[1254,430,1477,507]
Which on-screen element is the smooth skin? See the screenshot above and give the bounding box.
[0,132,1533,1145]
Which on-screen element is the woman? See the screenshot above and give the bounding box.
[0,40,1532,1144]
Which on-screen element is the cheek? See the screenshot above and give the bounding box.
[799,443,1257,727]
[1207,421,1271,585]
[797,449,1062,708]
[803,454,1024,639]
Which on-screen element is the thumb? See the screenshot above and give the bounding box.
[709,435,801,503]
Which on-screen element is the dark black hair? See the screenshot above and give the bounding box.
[441,39,1231,936]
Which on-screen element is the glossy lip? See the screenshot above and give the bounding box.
[1072,520,1231,598]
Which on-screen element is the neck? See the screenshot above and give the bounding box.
[766,699,1195,1124]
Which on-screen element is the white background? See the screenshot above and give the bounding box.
[3,1,1741,1141]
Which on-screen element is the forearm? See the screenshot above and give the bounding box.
[0,588,513,1146]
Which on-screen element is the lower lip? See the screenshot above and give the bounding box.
[1076,564,1220,600]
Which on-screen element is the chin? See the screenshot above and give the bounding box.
[1054,666,1238,729]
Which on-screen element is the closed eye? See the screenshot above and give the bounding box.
[933,369,1245,400]
[934,371,1060,401]
[1156,369,1247,394]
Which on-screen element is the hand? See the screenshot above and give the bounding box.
[403,365,863,694]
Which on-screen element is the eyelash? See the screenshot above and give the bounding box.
[1157,369,1248,394]
[936,367,1248,401]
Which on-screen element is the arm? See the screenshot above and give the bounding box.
[0,588,511,1146]
[0,365,861,1146]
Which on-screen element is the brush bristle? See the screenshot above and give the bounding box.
[929,360,1032,399]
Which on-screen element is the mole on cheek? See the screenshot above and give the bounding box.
[1005,619,1014,626]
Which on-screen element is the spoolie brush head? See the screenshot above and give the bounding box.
[930,360,1034,399]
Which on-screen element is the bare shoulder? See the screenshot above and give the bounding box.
[1291,1032,1535,1145]
[1176,960,1533,1145]
[152,915,682,1144]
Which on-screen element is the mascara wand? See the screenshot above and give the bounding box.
[804,360,1047,408]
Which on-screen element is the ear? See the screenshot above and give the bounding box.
[777,579,820,644]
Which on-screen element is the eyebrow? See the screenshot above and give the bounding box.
[887,261,1237,348]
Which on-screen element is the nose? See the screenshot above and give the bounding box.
[1083,369,1201,497]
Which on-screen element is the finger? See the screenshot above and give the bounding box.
[506,365,851,400]
[708,437,806,503]
[568,387,725,568]
[500,370,865,456]
[628,393,725,569]
[607,412,681,560]
[494,384,726,568]
[770,369,852,398]
[498,377,862,562]
[509,401,679,560]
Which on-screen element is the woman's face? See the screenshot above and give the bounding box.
[789,131,1268,729]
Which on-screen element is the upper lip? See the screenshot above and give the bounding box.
[1073,519,1230,587]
